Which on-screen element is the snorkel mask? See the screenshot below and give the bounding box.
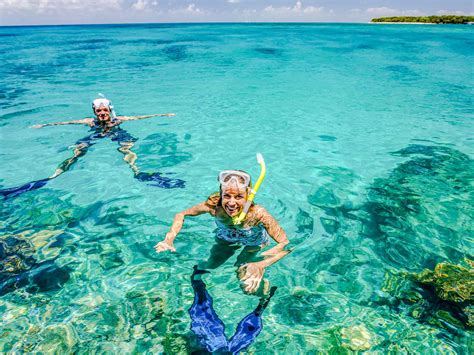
[219,170,251,191]
[92,93,117,120]
[219,154,266,225]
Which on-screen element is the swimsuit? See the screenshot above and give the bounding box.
[215,220,269,246]
[76,122,138,147]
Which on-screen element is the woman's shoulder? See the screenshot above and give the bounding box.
[250,204,267,215]
[246,204,268,224]
[84,118,96,126]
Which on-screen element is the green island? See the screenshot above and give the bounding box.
[371,15,474,24]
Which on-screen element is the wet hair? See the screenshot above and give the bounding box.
[205,192,221,208]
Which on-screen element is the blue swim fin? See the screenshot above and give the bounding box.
[0,178,49,199]
[135,172,185,189]
[228,286,277,354]
[189,266,228,352]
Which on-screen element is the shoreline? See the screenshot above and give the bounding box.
[369,22,437,25]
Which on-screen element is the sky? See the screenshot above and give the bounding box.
[0,0,472,26]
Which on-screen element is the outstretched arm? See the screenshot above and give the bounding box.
[118,113,175,122]
[31,118,94,128]
[259,210,290,261]
[239,207,291,293]
[154,201,212,253]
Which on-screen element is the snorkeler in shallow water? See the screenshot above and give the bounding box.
[189,265,277,353]
[0,96,185,198]
[155,154,290,295]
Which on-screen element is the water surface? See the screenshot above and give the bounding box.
[0,23,473,353]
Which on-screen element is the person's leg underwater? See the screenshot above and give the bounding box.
[50,141,92,178]
[113,131,186,189]
[201,239,241,270]
[117,141,139,175]
[0,138,93,199]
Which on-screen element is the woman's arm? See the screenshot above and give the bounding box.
[30,118,94,128]
[118,113,175,122]
[259,208,290,259]
[239,207,291,293]
[154,201,212,253]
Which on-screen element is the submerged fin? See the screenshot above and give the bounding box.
[0,178,49,199]
[135,172,185,189]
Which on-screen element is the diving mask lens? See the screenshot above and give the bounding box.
[92,98,111,109]
[219,170,250,189]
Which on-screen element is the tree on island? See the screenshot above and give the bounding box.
[371,15,474,24]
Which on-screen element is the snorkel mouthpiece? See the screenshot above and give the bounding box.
[232,153,266,225]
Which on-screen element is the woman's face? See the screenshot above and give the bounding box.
[94,106,111,122]
[221,186,248,217]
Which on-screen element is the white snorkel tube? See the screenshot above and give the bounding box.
[232,153,266,225]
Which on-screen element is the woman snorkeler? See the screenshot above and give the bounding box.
[154,154,291,295]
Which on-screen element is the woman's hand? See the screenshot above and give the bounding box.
[154,238,176,253]
[30,124,45,129]
[237,262,265,294]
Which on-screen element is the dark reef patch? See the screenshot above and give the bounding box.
[162,45,188,61]
[318,135,337,142]
[0,86,29,109]
[384,65,419,78]
[254,47,283,56]
[305,144,473,334]
[358,144,473,270]
[0,232,71,296]
[114,38,174,46]
[356,44,375,50]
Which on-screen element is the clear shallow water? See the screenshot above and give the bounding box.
[0,23,473,352]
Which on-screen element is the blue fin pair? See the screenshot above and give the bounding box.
[189,265,277,353]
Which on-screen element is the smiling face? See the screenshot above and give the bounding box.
[221,186,248,217]
[94,106,111,122]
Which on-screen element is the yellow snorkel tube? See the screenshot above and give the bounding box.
[232,153,266,225]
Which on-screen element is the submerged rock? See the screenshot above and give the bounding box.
[383,261,473,328]
[0,230,70,296]
[34,324,77,353]
[409,262,473,327]
[464,305,474,327]
[412,262,473,303]
[339,324,373,351]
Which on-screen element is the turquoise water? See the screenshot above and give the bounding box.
[0,23,473,352]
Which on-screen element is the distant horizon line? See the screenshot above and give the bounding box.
[1,20,371,28]
[4,17,470,28]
